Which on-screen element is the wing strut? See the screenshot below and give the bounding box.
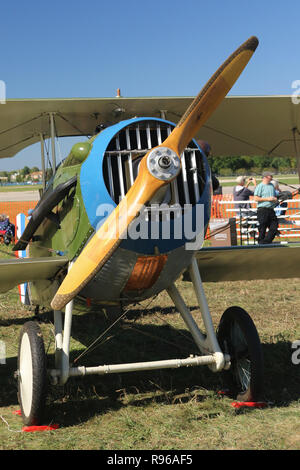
[293,127,300,183]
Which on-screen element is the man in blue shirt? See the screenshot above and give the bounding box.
[254,171,279,244]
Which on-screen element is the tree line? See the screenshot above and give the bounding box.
[207,155,296,176]
[0,166,41,183]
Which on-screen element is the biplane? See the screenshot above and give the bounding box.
[1,36,300,426]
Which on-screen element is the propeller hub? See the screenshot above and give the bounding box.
[158,155,172,169]
[147,146,181,181]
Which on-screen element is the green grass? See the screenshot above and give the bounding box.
[218,174,300,187]
[0,241,300,450]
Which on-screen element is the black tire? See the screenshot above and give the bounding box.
[217,306,264,401]
[17,321,47,425]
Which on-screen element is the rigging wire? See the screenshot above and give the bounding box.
[56,113,91,139]
[72,295,159,365]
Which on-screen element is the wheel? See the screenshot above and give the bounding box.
[17,321,47,425]
[217,306,264,401]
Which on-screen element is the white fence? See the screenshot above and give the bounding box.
[211,196,300,244]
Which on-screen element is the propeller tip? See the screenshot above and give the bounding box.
[246,36,259,51]
[51,293,72,311]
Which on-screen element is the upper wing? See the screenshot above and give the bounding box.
[0,97,193,158]
[0,95,299,159]
[0,256,68,293]
[199,95,300,158]
[183,244,300,282]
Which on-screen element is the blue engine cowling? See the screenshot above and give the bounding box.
[79,117,212,304]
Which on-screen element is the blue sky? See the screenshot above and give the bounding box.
[1,0,299,170]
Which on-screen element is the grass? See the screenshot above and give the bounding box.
[0,244,300,450]
[219,176,300,188]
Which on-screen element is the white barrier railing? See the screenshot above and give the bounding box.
[217,198,300,244]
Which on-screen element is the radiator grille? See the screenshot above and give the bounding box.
[102,120,206,207]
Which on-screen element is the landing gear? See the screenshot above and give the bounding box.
[15,259,264,425]
[217,306,264,401]
[17,321,47,426]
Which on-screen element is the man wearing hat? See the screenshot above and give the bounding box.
[233,176,257,209]
[254,171,279,244]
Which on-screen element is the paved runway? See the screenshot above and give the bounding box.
[0,182,298,200]
[0,190,40,202]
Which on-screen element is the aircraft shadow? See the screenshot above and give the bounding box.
[261,341,300,405]
[1,305,299,427]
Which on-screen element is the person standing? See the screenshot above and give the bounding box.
[254,172,278,244]
[233,176,257,209]
[197,140,222,195]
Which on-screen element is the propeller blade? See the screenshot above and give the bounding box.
[51,36,258,311]
[51,164,164,309]
[164,36,259,156]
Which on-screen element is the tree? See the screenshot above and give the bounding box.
[207,154,295,176]
[21,166,30,177]
[16,174,24,183]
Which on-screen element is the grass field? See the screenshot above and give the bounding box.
[0,245,299,451]
[219,175,300,188]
